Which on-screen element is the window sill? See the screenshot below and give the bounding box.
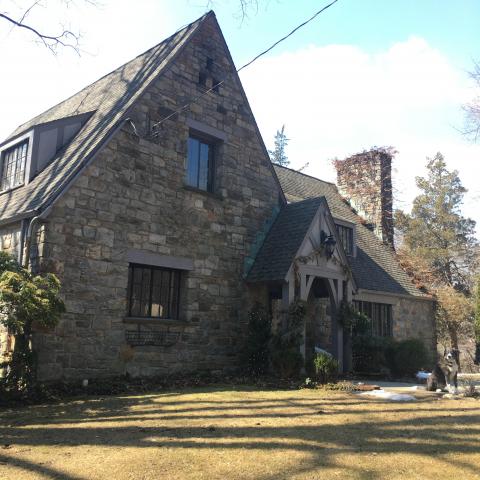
[123,317,187,327]
[183,184,222,200]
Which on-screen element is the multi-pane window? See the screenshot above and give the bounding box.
[336,224,354,256]
[1,141,28,191]
[127,264,181,319]
[186,136,214,192]
[353,300,393,337]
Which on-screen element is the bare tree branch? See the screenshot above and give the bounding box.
[204,0,259,23]
[0,11,80,54]
[463,61,480,142]
[0,1,99,55]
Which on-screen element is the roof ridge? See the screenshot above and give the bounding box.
[274,163,337,187]
[7,11,213,140]
[285,195,325,207]
[0,9,210,222]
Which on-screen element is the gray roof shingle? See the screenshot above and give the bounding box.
[247,197,324,282]
[0,12,209,221]
[273,165,427,297]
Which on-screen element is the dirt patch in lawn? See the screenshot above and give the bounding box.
[0,387,479,480]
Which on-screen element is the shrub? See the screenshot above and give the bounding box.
[338,300,371,335]
[352,335,430,378]
[243,303,271,376]
[390,338,430,377]
[313,352,338,384]
[352,335,393,373]
[271,347,303,378]
[0,252,65,399]
[270,300,306,378]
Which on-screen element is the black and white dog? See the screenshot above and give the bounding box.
[427,350,459,393]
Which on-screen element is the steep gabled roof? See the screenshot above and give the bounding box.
[247,197,324,282]
[274,165,428,297]
[0,12,210,221]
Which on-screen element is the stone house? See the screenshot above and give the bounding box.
[0,12,435,380]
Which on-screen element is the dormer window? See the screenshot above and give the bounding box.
[336,223,354,256]
[1,140,28,191]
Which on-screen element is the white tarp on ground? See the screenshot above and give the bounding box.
[416,371,431,381]
[359,389,416,402]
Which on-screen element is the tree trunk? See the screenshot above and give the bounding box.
[6,331,35,393]
[448,324,461,371]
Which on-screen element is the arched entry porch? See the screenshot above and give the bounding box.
[248,197,356,373]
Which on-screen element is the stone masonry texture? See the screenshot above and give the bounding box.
[0,17,438,381]
[32,16,282,380]
[392,297,437,359]
[336,150,394,248]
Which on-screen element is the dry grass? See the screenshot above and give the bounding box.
[0,386,479,480]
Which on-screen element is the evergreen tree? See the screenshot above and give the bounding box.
[396,152,478,292]
[268,125,290,166]
[396,153,479,356]
[0,252,65,397]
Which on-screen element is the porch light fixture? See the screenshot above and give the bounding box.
[321,230,337,258]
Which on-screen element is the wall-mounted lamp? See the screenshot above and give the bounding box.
[320,230,337,258]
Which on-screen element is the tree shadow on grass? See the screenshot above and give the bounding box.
[0,388,479,479]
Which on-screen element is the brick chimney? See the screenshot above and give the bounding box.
[335,149,394,249]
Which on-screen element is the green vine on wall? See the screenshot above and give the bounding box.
[270,299,306,378]
[337,300,370,335]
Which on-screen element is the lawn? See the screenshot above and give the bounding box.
[0,386,479,480]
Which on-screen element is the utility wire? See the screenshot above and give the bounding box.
[150,0,339,135]
[237,0,338,73]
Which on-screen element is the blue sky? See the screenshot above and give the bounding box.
[198,1,480,71]
[0,0,479,231]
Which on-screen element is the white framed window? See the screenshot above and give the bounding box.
[336,224,354,255]
[1,141,28,191]
[334,218,356,256]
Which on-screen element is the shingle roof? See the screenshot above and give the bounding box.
[273,165,427,297]
[0,12,209,221]
[247,197,324,282]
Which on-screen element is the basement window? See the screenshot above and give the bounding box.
[0,140,28,191]
[127,264,181,319]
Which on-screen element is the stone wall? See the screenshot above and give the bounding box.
[0,222,22,259]
[336,150,394,248]
[33,16,282,380]
[354,289,436,361]
[392,296,437,359]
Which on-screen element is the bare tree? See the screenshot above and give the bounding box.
[205,0,260,22]
[463,62,480,142]
[0,1,95,55]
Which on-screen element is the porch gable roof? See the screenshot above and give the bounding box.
[247,197,327,283]
[274,164,430,297]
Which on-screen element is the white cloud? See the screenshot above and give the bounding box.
[240,36,480,232]
[1,15,479,232]
[0,0,177,139]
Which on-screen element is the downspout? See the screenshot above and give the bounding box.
[23,206,52,269]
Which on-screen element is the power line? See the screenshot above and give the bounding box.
[150,0,339,135]
[237,0,338,73]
